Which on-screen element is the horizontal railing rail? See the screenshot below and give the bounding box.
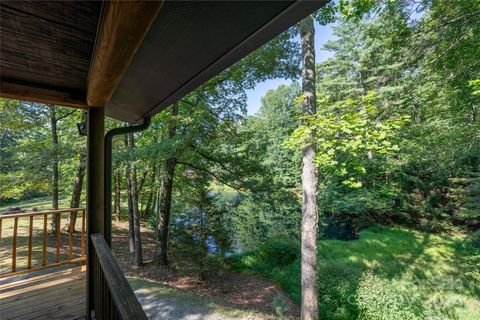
[0,208,86,277]
[91,233,148,320]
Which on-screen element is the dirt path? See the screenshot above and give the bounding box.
[112,221,298,319]
[130,278,274,320]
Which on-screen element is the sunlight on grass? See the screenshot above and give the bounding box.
[232,227,480,320]
[0,196,84,213]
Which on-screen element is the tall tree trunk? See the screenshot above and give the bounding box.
[299,15,318,320]
[124,134,135,258]
[50,106,60,233]
[143,163,157,218]
[127,133,143,267]
[199,205,207,280]
[66,152,86,232]
[154,104,178,265]
[114,169,121,221]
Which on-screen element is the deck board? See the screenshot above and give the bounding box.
[0,266,86,320]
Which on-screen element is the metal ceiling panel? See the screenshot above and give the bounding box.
[106,0,326,122]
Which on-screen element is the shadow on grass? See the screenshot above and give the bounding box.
[234,226,479,320]
[315,227,432,319]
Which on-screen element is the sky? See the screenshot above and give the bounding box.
[245,21,337,115]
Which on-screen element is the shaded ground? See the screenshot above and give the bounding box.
[112,221,298,319]
[130,278,276,320]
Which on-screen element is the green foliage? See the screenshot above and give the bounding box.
[0,100,85,205]
[258,237,301,267]
[469,80,480,96]
[225,0,480,247]
[316,0,387,24]
[285,91,409,188]
[336,0,381,21]
[232,227,480,320]
[217,83,303,250]
[229,237,300,276]
[357,273,427,320]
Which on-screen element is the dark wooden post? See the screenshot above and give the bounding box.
[87,107,105,320]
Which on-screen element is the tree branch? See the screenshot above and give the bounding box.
[177,161,245,193]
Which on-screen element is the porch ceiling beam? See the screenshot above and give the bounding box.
[0,81,87,108]
[86,1,164,107]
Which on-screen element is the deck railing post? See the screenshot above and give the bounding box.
[0,208,86,278]
[87,106,105,320]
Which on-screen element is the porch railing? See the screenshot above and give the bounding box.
[0,208,86,277]
[90,233,147,320]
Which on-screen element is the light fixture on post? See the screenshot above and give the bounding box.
[77,111,87,136]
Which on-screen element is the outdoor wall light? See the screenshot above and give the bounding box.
[77,112,87,136]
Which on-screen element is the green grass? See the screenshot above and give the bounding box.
[231,227,480,320]
[0,196,78,213]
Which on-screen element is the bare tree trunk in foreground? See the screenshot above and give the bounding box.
[299,14,318,320]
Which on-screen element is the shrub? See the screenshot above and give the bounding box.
[357,273,423,320]
[465,230,480,249]
[464,231,480,290]
[259,237,300,267]
[318,184,398,235]
[319,214,359,240]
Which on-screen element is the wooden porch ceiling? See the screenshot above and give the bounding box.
[0,0,327,122]
[0,1,101,108]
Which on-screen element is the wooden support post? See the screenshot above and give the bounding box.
[12,217,18,273]
[28,216,33,269]
[87,106,105,320]
[69,212,74,260]
[82,210,86,257]
[55,213,61,263]
[42,213,47,266]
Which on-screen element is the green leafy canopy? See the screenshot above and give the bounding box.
[284,91,410,188]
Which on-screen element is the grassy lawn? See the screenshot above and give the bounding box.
[231,227,480,320]
[0,196,83,213]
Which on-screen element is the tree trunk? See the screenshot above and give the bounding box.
[114,169,121,221]
[199,206,207,280]
[299,15,318,320]
[124,134,135,258]
[66,152,86,232]
[154,104,178,265]
[50,106,60,233]
[128,133,143,267]
[143,163,157,218]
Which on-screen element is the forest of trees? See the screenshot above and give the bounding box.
[1,1,479,319]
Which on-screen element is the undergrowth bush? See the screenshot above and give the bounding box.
[319,214,359,240]
[357,273,424,320]
[464,231,480,291]
[259,237,300,267]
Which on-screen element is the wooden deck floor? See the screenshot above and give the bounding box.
[0,266,86,320]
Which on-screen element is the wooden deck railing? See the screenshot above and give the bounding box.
[0,208,86,277]
[90,233,148,320]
